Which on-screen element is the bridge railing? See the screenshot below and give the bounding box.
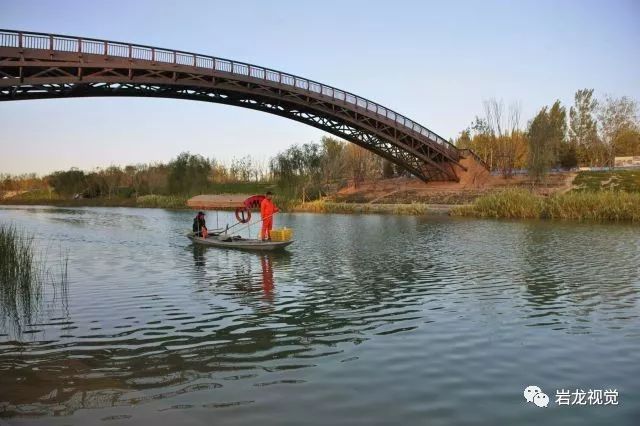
[0,29,458,158]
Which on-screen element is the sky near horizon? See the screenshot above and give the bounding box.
[1,0,639,175]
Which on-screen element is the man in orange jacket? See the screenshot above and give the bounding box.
[260,191,279,241]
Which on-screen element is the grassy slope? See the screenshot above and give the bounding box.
[572,170,640,192]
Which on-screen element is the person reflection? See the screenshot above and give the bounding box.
[192,244,206,272]
[260,254,274,301]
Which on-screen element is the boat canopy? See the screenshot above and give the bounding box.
[187,194,265,210]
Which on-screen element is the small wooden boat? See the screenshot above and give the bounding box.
[187,233,293,251]
[186,194,293,252]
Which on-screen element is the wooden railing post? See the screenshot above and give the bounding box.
[18,31,22,49]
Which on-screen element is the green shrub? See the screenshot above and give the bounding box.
[452,189,640,222]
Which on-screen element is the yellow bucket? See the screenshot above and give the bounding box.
[271,227,293,241]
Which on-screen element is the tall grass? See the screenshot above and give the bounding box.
[293,200,429,215]
[450,189,545,219]
[0,224,70,332]
[0,224,42,329]
[135,195,189,209]
[452,189,640,222]
[545,191,640,221]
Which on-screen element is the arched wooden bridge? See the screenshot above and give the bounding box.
[0,29,479,181]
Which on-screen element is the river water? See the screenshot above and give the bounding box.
[0,206,638,425]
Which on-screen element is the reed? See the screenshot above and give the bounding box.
[0,224,42,328]
[450,189,544,219]
[293,200,429,215]
[0,224,70,332]
[135,195,189,209]
[452,189,640,222]
[545,190,640,221]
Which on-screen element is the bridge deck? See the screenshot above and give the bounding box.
[0,29,478,181]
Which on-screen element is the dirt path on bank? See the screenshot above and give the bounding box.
[332,170,575,205]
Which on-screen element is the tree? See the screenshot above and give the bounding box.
[597,95,638,165]
[614,128,640,156]
[454,129,472,149]
[344,144,367,187]
[342,144,382,188]
[48,169,87,196]
[547,100,567,167]
[84,170,106,198]
[270,142,324,200]
[569,89,601,166]
[102,166,124,199]
[527,107,556,183]
[559,144,578,169]
[320,136,346,184]
[382,160,395,178]
[481,99,523,177]
[167,152,211,195]
[145,164,169,195]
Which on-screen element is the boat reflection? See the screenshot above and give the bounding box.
[260,254,275,300]
[190,244,291,302]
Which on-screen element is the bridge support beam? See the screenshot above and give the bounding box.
[0,29,475,182]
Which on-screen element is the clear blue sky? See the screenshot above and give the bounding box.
[1,0,638,175]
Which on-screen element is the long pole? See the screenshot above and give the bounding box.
[230,212,275,236]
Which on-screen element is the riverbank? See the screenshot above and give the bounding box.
[3,171,639,220]
[0,196,456,215]
[0,194,191,209]
[2,192,639,222]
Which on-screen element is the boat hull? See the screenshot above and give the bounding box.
[187,234,293,251]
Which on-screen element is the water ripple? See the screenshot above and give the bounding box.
[1,207,639,425]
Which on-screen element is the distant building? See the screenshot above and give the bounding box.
[614,156,640,168]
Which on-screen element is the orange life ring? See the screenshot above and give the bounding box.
[235,207,251,223]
